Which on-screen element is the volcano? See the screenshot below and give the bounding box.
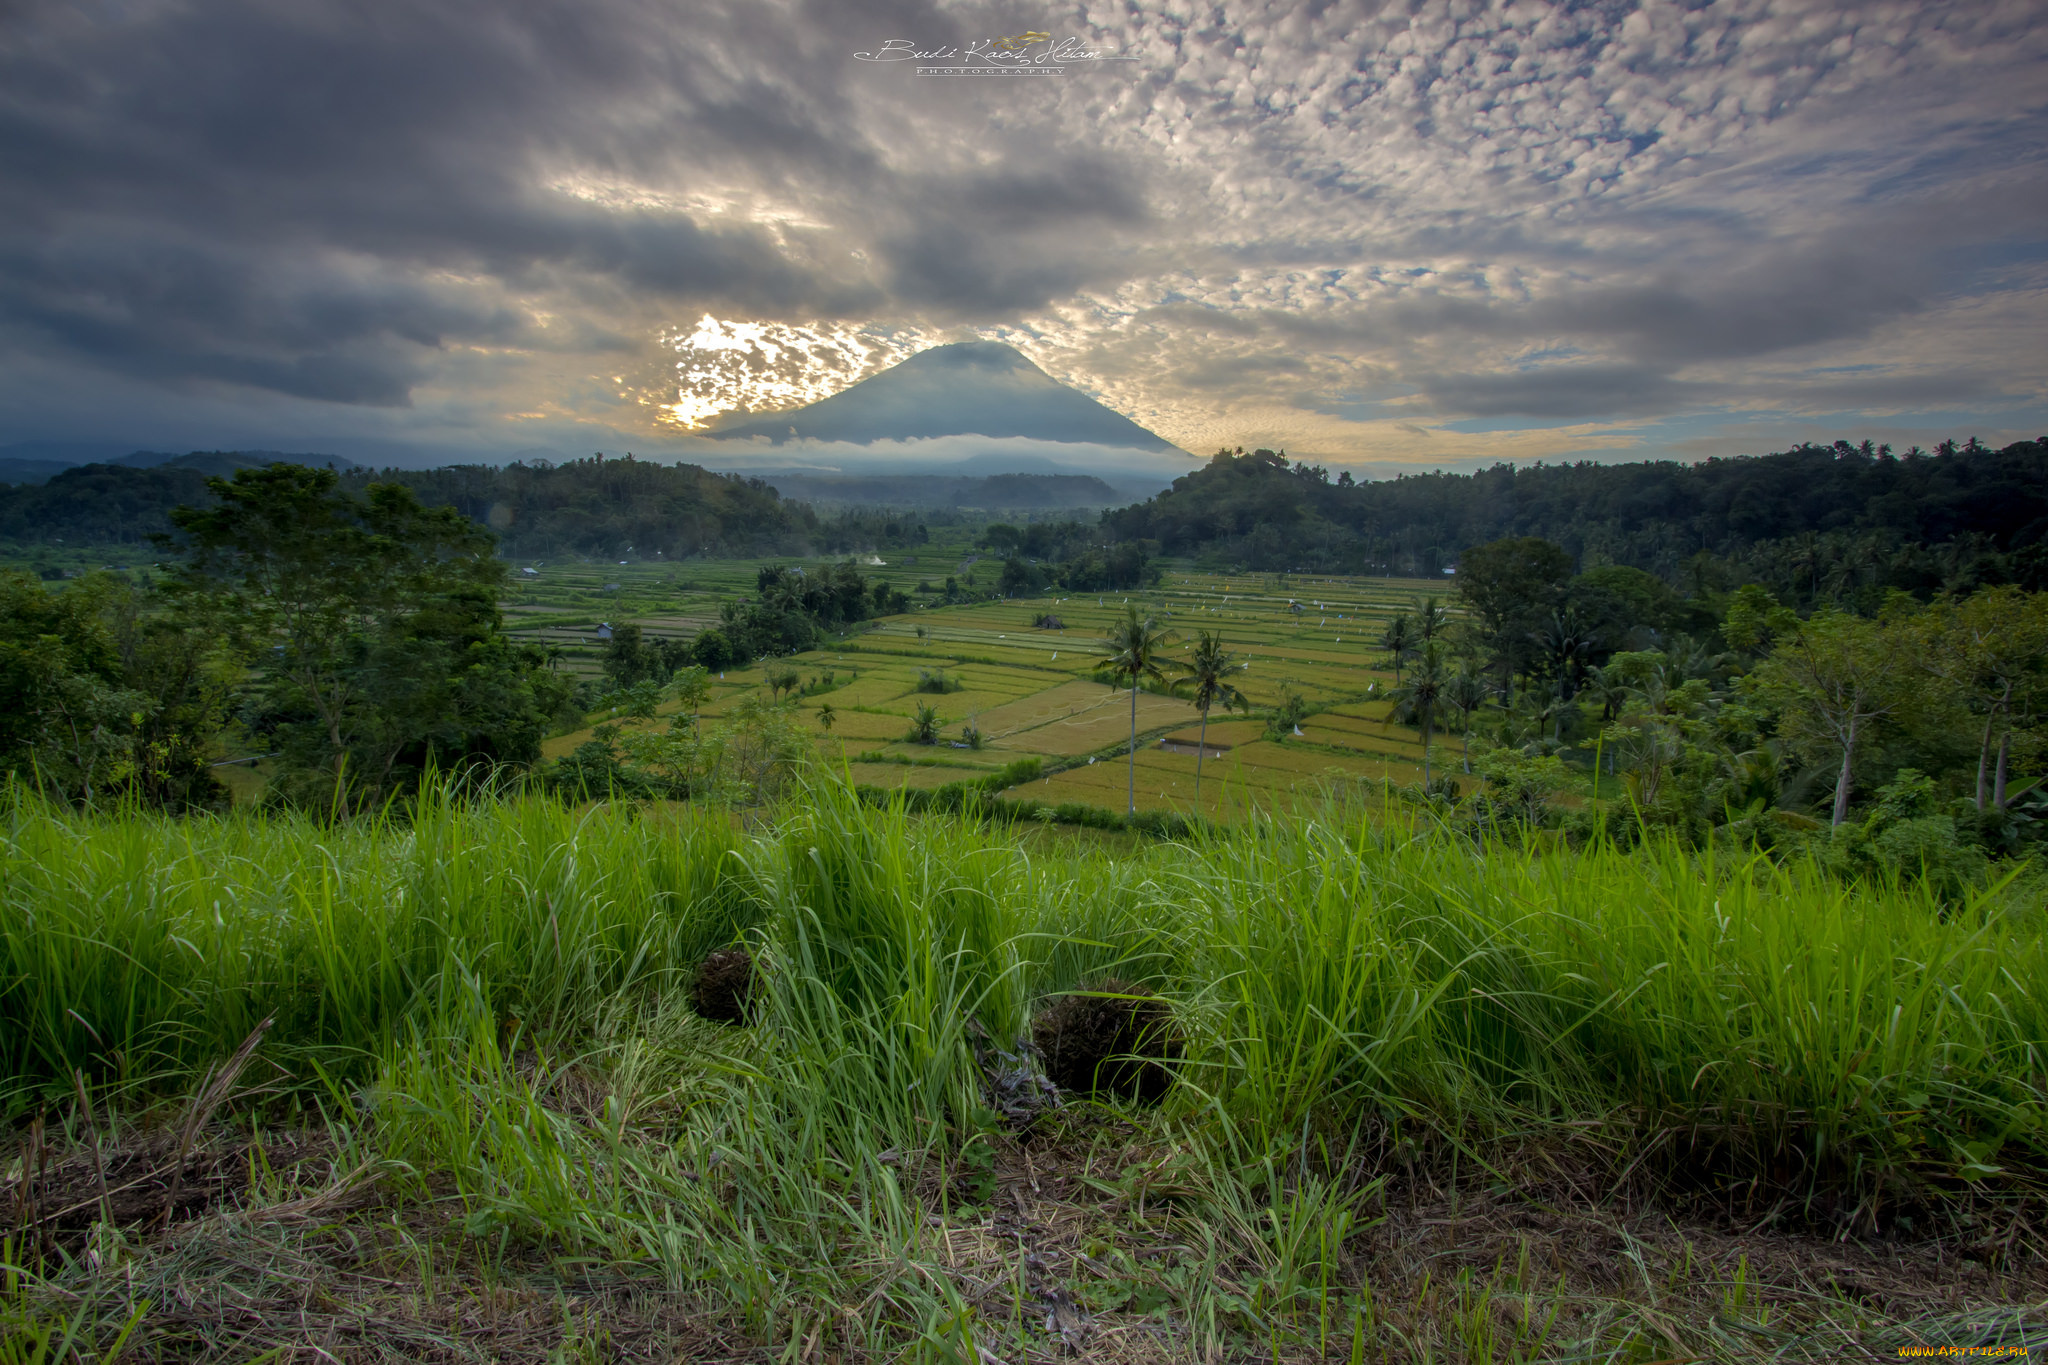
[705,342,1181,452]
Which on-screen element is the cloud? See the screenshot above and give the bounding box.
[1414,366,1701,420]
[0,0,2042,466]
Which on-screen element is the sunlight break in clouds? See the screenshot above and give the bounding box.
[655,317,943,430]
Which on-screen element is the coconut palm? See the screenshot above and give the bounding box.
[1383,639,1450,786]
[1414,596,1449,644]
[1096,604,1181,816]
[1379,613,1417,684]
[1174,630,1248,801]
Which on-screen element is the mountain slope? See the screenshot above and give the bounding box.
[706,342,1180,451]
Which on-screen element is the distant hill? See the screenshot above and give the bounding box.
[758,471,1126,510]
[0,440,141,469]
[0,447,355,487]
[0,462,216,544]
[706,342,1183,452]
[0,458,79,486]
[112,449,358,476]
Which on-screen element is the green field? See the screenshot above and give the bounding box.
[3,782,2041,1361]
[533,566,1454,818]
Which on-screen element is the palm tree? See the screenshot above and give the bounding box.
[1174,630,1248,801]
[1096,604,1181,815]
[1383,639,1450,786]
[1414,596,1449,644]
[1444,667,1491,774]
[1379,613,1417,684]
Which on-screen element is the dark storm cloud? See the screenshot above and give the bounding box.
[0,0,1143,407]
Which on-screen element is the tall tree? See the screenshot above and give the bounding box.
[1096,605,1181,816]
[1745,608,1915,826]
[1453,537,1575,696]
[1916,586,2048,809]
[1174,630,1248,801]
[167,464,567,813]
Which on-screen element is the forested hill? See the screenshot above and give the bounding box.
[1105,439,2048,590]
[375,457,815,558]
[0,454,822,558]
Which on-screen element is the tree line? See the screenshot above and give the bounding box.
[0,453,933,561]
[1104,440,2048,593]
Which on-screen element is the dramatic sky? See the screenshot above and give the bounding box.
[3,0,2045,475]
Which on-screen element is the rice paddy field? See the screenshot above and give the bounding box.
[3,778,2045,1362]
[536,567,1447,820]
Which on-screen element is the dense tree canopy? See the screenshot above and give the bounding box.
[165,464,575,812]
[1,454,881,560]
[1104,440,2048,591]
[0,569,233,808]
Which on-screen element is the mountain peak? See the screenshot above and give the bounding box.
[892,341,1040,372]
[706,343,1179,452]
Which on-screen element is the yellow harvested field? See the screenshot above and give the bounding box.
[799,708,911,741]
[843,762,980,789]
[991,692,1202,756]
[1162,718,1267,748]
[970,679,1124,736]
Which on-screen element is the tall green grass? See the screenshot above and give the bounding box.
[4,774,2044,1195]
[0,789,756,1099]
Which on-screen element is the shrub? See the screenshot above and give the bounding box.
[1265,688,1308,739]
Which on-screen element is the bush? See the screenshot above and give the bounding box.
[1265,689,1308,739]
[915,668,962,694]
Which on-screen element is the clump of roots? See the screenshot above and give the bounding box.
[692,947,757,1024]
[1031,978,1180,1104]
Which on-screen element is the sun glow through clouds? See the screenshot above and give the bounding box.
[655,316,942,430]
